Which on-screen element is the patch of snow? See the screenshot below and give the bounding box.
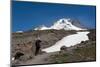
[12,57,15,61]
[34,25,50,30]
[16,31,23,33]
[42,31,89,53]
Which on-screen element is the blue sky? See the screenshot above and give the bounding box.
[12,1,96,32]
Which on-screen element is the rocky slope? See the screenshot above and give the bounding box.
[11,29,96,66]
[11,30,76,65]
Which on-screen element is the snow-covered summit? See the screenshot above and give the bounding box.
[34,18,85,30]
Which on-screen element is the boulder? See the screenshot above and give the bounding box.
[60,46,68,51]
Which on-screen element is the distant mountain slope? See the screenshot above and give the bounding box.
[34,18,86,30]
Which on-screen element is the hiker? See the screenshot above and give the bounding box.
[35,39,42,56]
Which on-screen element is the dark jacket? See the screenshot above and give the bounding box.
[35,40,41,48]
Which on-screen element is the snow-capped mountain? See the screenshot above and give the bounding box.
[16,31,23,33]
[34,18,86,30]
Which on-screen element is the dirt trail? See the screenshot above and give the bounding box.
[20,44,81,65]
[22,52,57,65]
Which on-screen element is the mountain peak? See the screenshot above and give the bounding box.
[34,18,86,30]
[58,18,70,23]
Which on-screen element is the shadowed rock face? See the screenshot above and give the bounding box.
[14,52,24,60]
[87,29,96,41]
[71,19,86,29]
